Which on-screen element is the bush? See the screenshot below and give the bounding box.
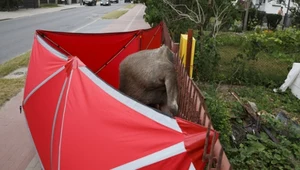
[0,0,22,11]
[194,37,221,82]
[227,111,300,170]
[200,84,233,149]
[291,6,300,29]
[201,84,300,170]
[214,29,300,87]
[143,0,194,42]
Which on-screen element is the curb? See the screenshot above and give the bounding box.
[0,18,12,21]
[0,5,83,21]
[60,7,77,11]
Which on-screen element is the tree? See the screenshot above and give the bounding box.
[160,0,236,81]
[291,0,300,28]
[161,0,235,47]
[0,0,21,11]
[143,0,195,42]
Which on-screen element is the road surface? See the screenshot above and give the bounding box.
[0,2,128,64]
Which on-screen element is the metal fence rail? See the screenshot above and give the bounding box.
[161,21,232,170]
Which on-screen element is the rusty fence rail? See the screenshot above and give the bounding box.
[161,21,232,170]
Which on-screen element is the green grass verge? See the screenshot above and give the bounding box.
[0,51,30,107]
[217,46,291,86]
[0,78,25,107]
[234,86,300,122]
[102,10,128,19]
[124,4,135,9]
[0,51,30,78]
[40,3,59,8]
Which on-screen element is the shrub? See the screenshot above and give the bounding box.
[0,0,22,11]
[290,5,300,29]
[227,111,300,169]
[194,37,221,82]
[200,85,233,149]
[215,29,300,87]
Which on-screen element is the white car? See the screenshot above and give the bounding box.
[100,0,111,6]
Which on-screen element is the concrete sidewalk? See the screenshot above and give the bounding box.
[0,3,85,21]
[100,3,150,33]
[0,3,151,170]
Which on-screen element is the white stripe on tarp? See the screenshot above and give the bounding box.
[23,66,65,105]
[23,33,69,105]
[50,78,68,170]
[58,70,73,170]
[189,163,196,170]
[112,142,186,170]
[36,34,68,61]
[22,110,45,170]
[79,66,182,133]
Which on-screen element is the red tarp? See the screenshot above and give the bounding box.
[22,23,218,170]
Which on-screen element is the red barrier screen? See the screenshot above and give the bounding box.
[36,23,163,89]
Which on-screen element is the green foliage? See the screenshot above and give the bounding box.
[200,85,232,149]
[291,4,300,29]
[201,83,300,169]
[215,29,300,87]
[228,131,300,170]
[143,0,195,42]
[228,108,300,169]
[234,86,300,121]
[194,37,221,82]
[0,0,22,11]
[216,33,246,47]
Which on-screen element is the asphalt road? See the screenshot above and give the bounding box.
[0,2,127,64]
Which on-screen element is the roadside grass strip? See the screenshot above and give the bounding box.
[102,9,128,19]
[0,51,30,107]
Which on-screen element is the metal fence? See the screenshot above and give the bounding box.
[161,22,232,170]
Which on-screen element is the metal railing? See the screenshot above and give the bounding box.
[161,21,232,170]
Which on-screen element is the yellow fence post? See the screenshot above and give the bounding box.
[178,31,196,78]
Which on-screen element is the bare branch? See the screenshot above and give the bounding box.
[163,0,232,38]
[195,0,205,24]
[162,0,205,24]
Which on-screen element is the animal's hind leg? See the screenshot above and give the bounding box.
[164,73,179,116]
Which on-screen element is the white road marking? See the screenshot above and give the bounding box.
[71,18,102,32]
[124,5,144,31]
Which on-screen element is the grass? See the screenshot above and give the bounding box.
[40,3,59,8]
[234,86,300,123]
[0,51,30,78]
[0,78,26,107]
[102,10,128,19]
[124,4,135,9]
[217,46,292,86]
[0,51,30,107]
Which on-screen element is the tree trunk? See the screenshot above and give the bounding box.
[243,0,251,32]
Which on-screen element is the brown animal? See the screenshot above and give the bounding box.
[119,44,179,117]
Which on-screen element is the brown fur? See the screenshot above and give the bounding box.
[119,45,178,117]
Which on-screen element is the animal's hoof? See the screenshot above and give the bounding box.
[170,103,179,116]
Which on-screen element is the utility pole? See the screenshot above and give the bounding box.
[282,0,291,30]
[243,0,251,32]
